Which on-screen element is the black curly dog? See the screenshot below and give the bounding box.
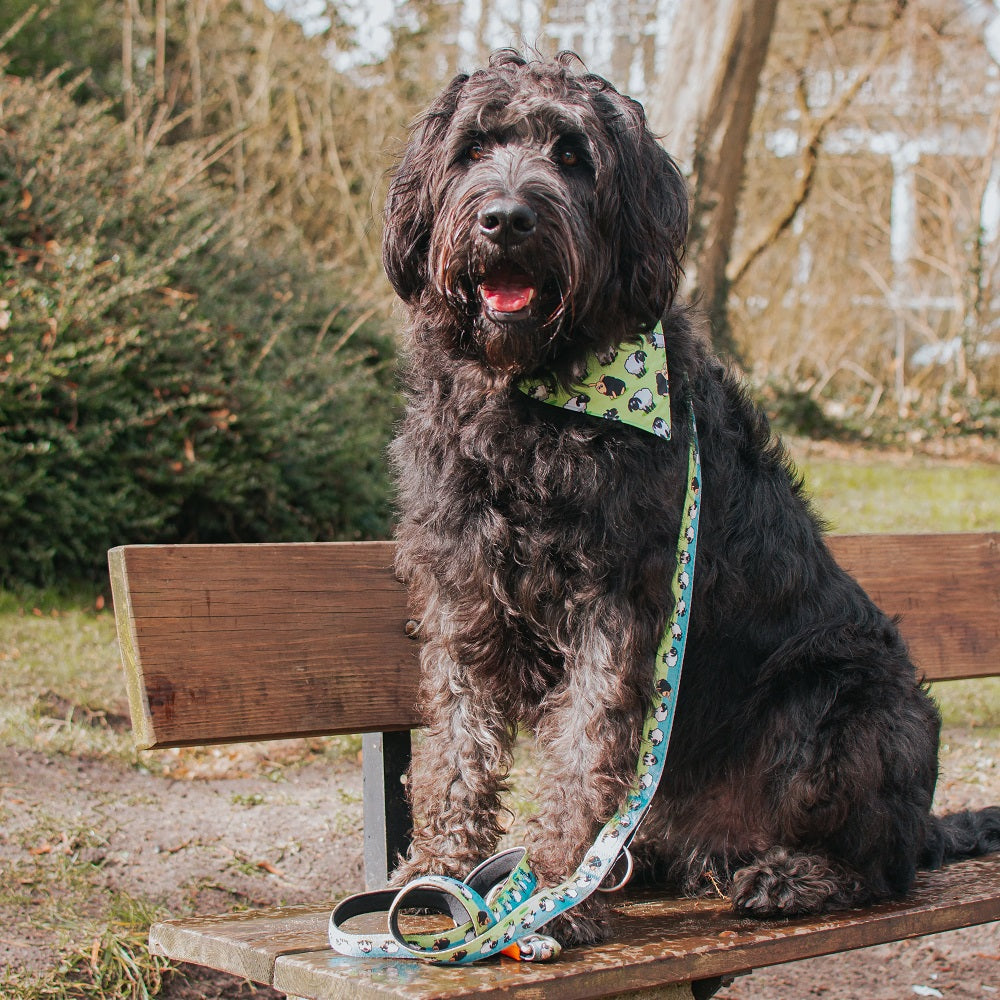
[384,50,1000,946]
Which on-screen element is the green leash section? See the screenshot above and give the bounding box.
[329,323,701,964]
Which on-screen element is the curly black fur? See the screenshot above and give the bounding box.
[384,50,1000,946]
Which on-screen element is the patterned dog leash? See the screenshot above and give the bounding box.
[329,325,701,964]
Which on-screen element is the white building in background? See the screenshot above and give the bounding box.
[282,0,998,380]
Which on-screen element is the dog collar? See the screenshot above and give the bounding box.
[330,327,700,966]
[517,321,671,438]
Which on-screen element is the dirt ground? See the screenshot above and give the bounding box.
[1,722,997,1000]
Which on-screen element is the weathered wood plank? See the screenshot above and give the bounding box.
[110,533,999,748]
[147,855,1000,1000]
[109,546,153,748]
[109,542,421,749]
[148,902,330,984]
[827,532,999,682]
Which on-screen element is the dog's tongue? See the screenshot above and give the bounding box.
[480,279,536,313]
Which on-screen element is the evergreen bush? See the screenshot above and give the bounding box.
[0,72,397,587]
[0,0,122,99]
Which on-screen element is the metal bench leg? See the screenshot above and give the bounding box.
[607,975,739,999]
[362,730,413,889]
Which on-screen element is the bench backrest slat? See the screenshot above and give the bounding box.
[109,532,998,750]
[830,532,998,682]
[109,542,420,749]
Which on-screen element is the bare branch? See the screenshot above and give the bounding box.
[728,6,908,288]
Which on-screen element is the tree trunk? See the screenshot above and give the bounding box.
[650,0,780,358]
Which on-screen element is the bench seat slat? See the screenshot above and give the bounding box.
[149,903,330,986]
[109,533,999,749]
[146,854,1000,1000]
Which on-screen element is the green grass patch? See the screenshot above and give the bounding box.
[792,455,1000,534]
[930,677,1000,729]
[0,892,175,1000]
[0,601,137,762]
[0,807,176,1000]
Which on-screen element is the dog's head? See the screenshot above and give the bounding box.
[383,50,689,381]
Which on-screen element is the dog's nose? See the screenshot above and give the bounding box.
[477,198,537,244]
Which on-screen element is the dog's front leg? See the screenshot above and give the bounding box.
[528,629,649,945]
[391,636,513,885]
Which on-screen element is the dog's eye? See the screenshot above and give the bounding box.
[466,142,485,162]
[556,146,581,168]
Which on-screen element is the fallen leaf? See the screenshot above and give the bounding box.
[156,840,192,855]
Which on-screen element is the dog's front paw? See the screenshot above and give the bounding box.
[731,847,853,917]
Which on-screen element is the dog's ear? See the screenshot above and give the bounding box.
[592,89,689,327]
[382,74,468,302]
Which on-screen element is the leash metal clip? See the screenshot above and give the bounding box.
[597,847,634,893]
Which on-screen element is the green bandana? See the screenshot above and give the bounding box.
[517,321,670,438]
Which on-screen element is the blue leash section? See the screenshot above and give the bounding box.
[330,366,701,965]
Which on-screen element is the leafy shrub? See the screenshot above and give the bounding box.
[0,0,123,99]
[0,72,397,587]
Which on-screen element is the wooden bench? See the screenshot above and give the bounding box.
[108,532,1000,1000]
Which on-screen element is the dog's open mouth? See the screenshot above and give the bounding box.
[478,267,537,318]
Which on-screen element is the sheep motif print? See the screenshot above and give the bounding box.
[518,323,671,439]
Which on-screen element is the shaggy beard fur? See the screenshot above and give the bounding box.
[383,50,1000,946]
